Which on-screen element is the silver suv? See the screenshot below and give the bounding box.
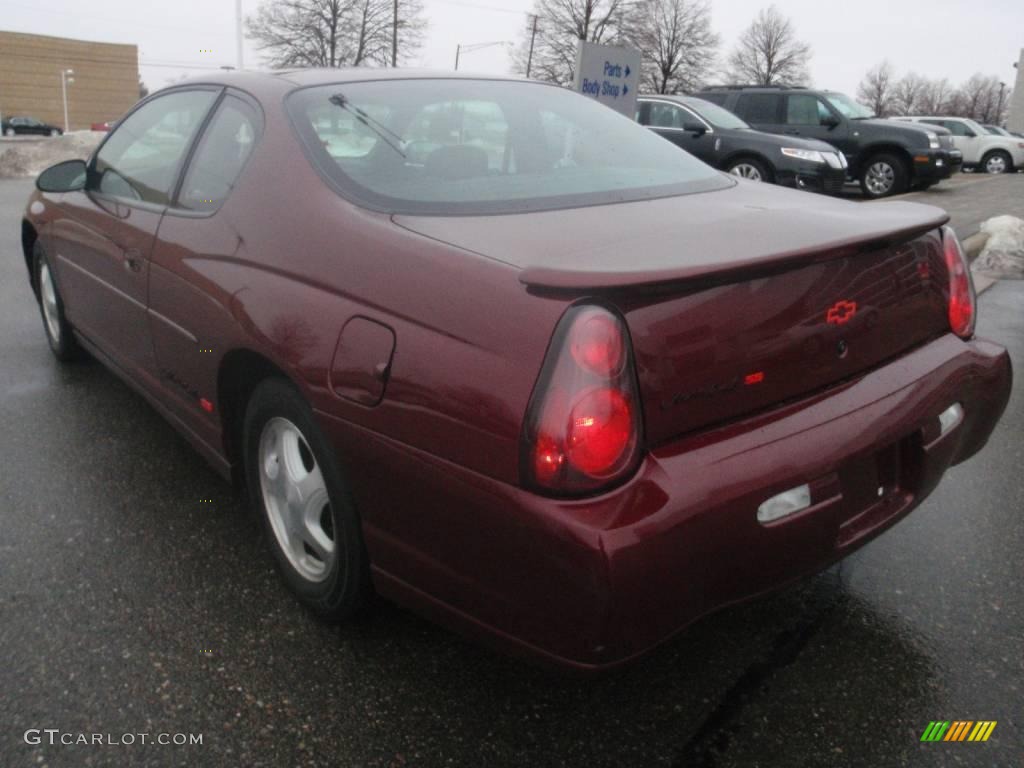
[895,116,1024,174]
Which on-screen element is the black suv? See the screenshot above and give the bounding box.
[699,86,962,198]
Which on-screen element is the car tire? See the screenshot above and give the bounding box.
[725,157,772,183]
[49,128,60,137]
[980,150,1012,175]
[34,242,82,362]
[4,128,14,137]
[243,377,372,621]
[860,153,908,198]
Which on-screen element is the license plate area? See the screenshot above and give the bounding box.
[835,434,920,547]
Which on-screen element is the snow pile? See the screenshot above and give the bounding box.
[0,131,103,178]
[973,216,1024,279]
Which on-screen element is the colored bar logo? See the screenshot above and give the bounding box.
[921,721,997,742]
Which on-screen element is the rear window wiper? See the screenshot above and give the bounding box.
[328,93,406,158]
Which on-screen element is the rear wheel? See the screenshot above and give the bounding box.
[860,153,908,198]
[243,378,371,620]
[726,157,772,183]
[49,128,60,137]
[4,128,14,137]
[981,150,1011,174]
[34,242,82,361]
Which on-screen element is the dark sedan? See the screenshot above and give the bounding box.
[637,95,847,194]
[21,71,1011,670]
[2,116,63,137]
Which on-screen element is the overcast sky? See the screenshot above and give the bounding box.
[2,0,1021,98]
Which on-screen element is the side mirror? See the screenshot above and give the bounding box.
[36,159,87,193]
[683,121,707,135]
[821,114,841,129]
[964,130,976,138]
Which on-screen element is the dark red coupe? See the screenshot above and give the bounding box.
[21,70,1011,670]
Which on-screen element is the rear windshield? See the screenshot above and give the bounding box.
[287,78,730,215]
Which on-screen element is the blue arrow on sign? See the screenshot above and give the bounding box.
[623,84,629,96]
[625,65,631,78]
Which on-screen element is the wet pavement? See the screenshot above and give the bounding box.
[0,177,1021,767]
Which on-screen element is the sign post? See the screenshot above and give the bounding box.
[572,41,641,118]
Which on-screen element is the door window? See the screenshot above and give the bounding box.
[736,93,781,123]
[785,94,832,126]
[645,102,686,129]
[91,90,217,205]
[177,95,259,212]
[945,121,970,137]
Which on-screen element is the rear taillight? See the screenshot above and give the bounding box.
[942,226,976,339]
[522,305,643,496]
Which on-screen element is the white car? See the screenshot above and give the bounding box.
[894,116,1024,174]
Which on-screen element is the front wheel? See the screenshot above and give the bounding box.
[860,153,909,198]
[34,242,82,361]
[981,150,1012,174]
[243,378,372,620]
[4,128,14,137]
[726,157,772,183]
[49,128,60,137]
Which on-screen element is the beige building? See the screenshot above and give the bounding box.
[1009,49,1024,134]
[0,31,139,131]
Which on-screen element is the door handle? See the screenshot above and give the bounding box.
[123,249,143,273]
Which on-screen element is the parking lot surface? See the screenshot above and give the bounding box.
[0,176,1021,767]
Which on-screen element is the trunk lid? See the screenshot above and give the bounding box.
[395,182,951,445]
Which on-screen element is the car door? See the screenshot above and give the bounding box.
[639,101,715,163]
[25,118,45,135]
[47,88,220,384]
[947,120,982,164]
[146,92,261,445]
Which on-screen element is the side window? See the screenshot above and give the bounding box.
[736,93,780,123]
[91,89,217,205]
[947,121,969,136]
[177,96,259,212]
[785,94,819,125]
[647,103,685,129]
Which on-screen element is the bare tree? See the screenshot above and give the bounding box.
[512,0,631,86]
[856,60,895,117]
[890,72,925,115]
[917,77,952,114]
[725,5,811,86]
[139,77,149,99]
[247,0,425,68]
[623,0,718,94]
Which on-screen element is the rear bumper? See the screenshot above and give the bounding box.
[329,333,1011,671]
[913,148,962,181]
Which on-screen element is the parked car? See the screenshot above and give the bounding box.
[2,115,63,137]
[894,116,1024,174]
[637,94,847,194]
[90,121,116,132]
[699,85,962,198]
[21,71,1011,670]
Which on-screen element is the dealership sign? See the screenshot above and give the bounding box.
[572,41,641,117]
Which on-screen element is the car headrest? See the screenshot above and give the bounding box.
[423,145,489,180]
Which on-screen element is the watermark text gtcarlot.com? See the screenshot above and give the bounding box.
[25,730,203,746]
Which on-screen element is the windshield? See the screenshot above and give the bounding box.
[824,92,874,119]
[287,79,729,215]
[983,125,1009,136]
[685,99,749,130]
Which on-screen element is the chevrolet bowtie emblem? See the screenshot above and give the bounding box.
[826,300,858,326]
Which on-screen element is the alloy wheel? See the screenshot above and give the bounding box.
[258,416,336,582]
[984,154,1007,174]
[729,163,763,181]
[865,162,895,195]
[39,263,62,343]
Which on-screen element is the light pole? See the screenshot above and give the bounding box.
[454,41,511,71]
[60,69,74,133]
[235,0,244,69]
[996,81,1006,124]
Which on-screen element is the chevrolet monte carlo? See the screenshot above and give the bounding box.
[20,70,1012,670]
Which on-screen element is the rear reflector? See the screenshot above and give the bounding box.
[938,402,963,436]
[757,484,811,524]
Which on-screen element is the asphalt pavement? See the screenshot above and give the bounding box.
[0,177,1021,768]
